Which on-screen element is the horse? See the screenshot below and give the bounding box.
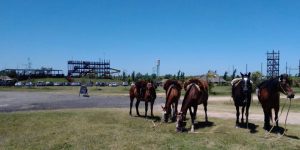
[231,72,252,128]
[176,78,209,132]
[161,79,182,122]
[256,74,295,131]
[129,80,157,118]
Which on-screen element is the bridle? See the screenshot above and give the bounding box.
[278,78,288,95]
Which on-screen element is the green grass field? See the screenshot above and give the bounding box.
[0,108,299,150]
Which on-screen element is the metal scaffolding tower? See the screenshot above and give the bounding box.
[67,60,120,78]
[267,50,280,78]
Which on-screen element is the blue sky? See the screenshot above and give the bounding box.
[0,0,299,76]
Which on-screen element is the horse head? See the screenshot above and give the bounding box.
[176,112,186,132]
[145,82,156,100]
[279,74,295,99]
[240,72,252,93]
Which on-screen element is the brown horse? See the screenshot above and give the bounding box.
[176,78,209,132]
[231,72,252,128]
[129,80,157,118]
[257,74,295,130]
[161,79,182,122]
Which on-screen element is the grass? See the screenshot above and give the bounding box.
[0,108,299,150]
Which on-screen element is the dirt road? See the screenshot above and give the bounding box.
[1,91,299,125]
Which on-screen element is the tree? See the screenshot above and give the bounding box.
[223,71,228,81]
[131,71,135,82]
[164,74,172,79]
[151,73,157,80]
[135,72,143,81]
[122,71,126,81]
[180,72,185,80]
[177,70,181,80]
[231,69,237,79]
[251,71,262,86]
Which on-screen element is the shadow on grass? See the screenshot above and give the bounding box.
[236,122,259,133]
[133,115,161,122]
[194,121,214,129]
[265,126,300,140]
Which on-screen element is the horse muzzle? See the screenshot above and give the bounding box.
[287,93,295,99]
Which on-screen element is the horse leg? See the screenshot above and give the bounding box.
[173,102,178,122]
[191,105,198,132]
[246,105,249,129]
[241,106,245,124]
[274,107,279,128]
[150,100,154,118]
[188,107,193,121]
[135,99,141,116]
[129,97,134,116]
[263,108,270,130]
[145,101,148,118]
[235,106,240,127]
[204,102,208,123]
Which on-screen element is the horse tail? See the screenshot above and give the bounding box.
[182,83,195,105]
[256,88,260,97]
[269,109,273,123]
[166,84,175,102]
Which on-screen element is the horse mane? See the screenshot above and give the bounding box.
[184,78,208,91]
[163,79,182,91]
[231,78,242,86]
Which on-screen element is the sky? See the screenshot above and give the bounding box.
[0,0,300,76]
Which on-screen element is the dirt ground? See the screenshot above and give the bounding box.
[1,91,299,125]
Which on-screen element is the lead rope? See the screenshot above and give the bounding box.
[277,98,292,139]
[264,98,287,138]
[265,97,292,139]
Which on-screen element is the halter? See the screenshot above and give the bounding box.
[278,78,288,95]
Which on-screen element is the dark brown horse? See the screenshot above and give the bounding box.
[161,79,182,122]
[176,79,209,132]
[231,72,252,128]
[257,74,295,130]
[129,80,157,118]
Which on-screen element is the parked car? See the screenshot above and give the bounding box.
[122,82,129,86]
[86,81,93,87]
[109,82,118,87]
[70,82,81,86]
[25,82,34,86]
[45,82,54,86]
[95,82,106,86]
[36,81,46,86]
[53,82,63,86]
[15,81,23,87]
[64,82,71,86]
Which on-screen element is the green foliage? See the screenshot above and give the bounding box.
[231,69,237,79]
[223,71,228,81]
[131,71,135,82]
[251,71,263,86]
[164,74,173,79]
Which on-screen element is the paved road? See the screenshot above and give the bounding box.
[0,91,165,112]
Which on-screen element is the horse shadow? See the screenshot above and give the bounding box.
[266,126,300,139]
[193,121,214,129]
[236,122,259,133]
[133,115,161,122]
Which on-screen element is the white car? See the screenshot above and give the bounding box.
[15,82,23,87]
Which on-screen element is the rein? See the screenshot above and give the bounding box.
[264,97,292,139]
[279,83,288,95]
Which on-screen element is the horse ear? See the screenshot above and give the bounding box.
[240,72,244,76]
[248,72,251,77]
